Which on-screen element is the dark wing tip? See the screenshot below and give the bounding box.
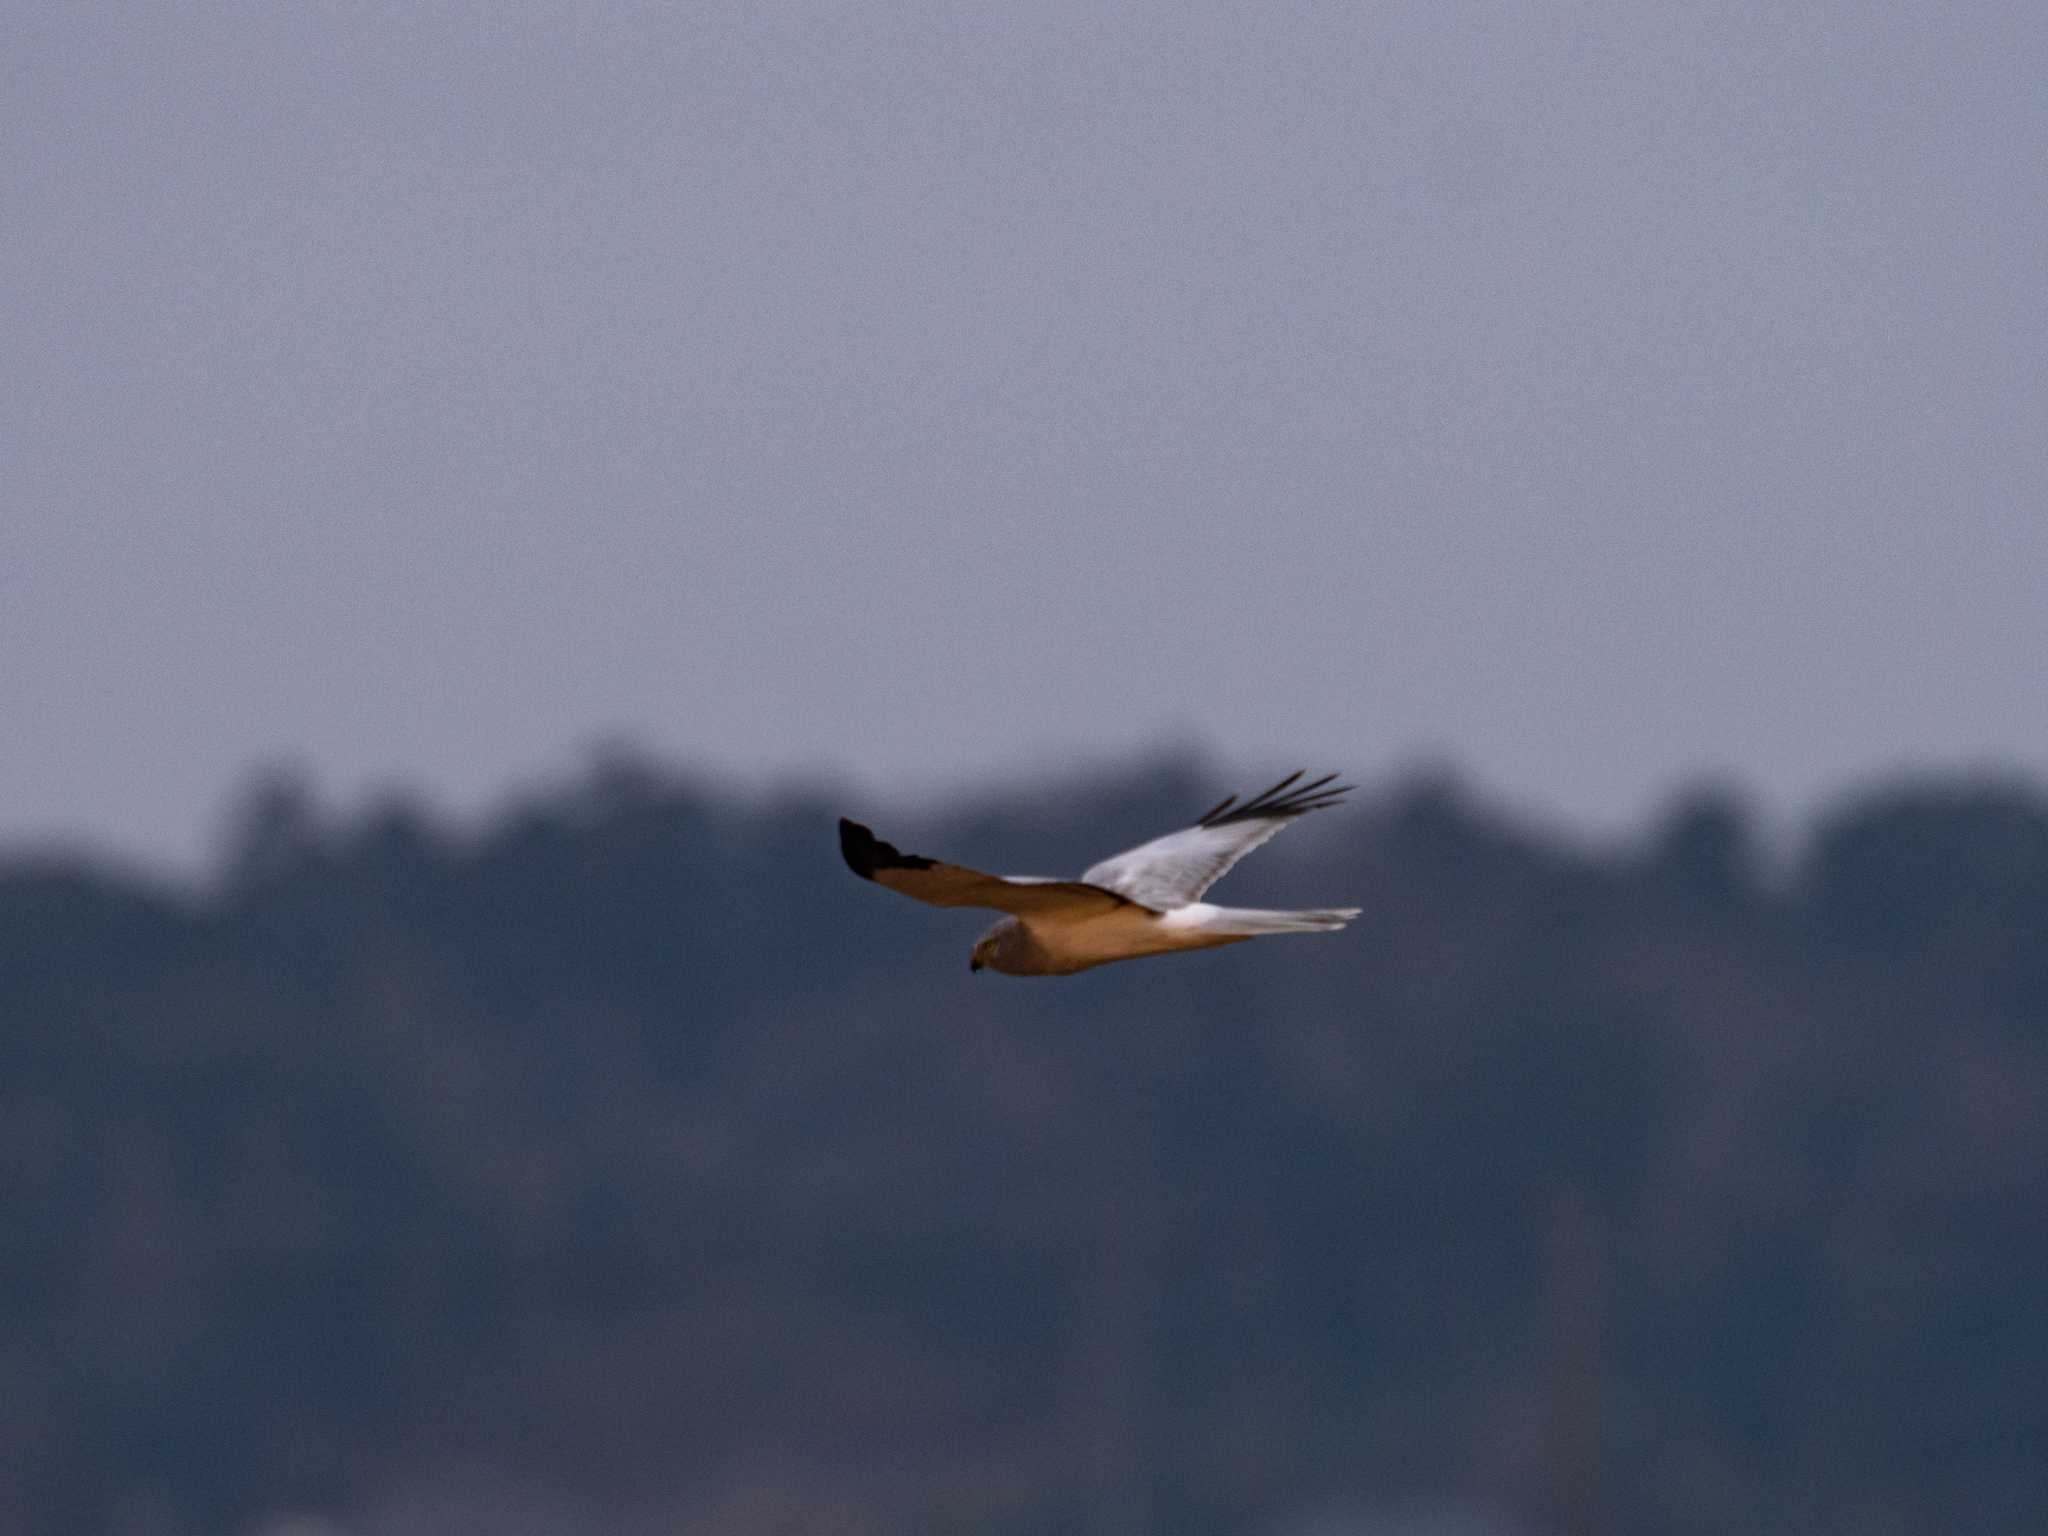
[838,817,881,879]
[1198,771,1354,827]
[839,817,935,880]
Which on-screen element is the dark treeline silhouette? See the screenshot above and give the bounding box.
[3,757,2045,1535]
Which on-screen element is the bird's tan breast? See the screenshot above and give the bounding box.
[1022,906,1243,975]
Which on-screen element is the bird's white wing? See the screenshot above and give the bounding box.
[1080,771,1352,910]
[840,819,1140,917]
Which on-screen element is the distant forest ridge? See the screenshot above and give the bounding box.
[18,748,2048,901]
[3,753,2045,1534]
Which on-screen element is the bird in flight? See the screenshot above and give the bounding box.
[839,771,1361,976]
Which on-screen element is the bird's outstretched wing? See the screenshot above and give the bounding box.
[1080,771,1352,910]
[840,819,1141,917]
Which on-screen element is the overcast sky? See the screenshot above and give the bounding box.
[7,1,2044,871]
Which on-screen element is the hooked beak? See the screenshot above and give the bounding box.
[969,956,983,973]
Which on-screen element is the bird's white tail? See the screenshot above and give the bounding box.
[1197,904,1361,935]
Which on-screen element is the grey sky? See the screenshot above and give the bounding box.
[7,1,2045,872]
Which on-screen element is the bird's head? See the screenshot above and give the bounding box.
[969,919,1026,975]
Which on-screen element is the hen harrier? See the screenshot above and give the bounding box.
[839,770,1360,976]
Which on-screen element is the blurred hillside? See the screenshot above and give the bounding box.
[3,757,2044,1535]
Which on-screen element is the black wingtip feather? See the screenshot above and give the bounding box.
[839,818,934,880]
[1197,771,1354,827]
